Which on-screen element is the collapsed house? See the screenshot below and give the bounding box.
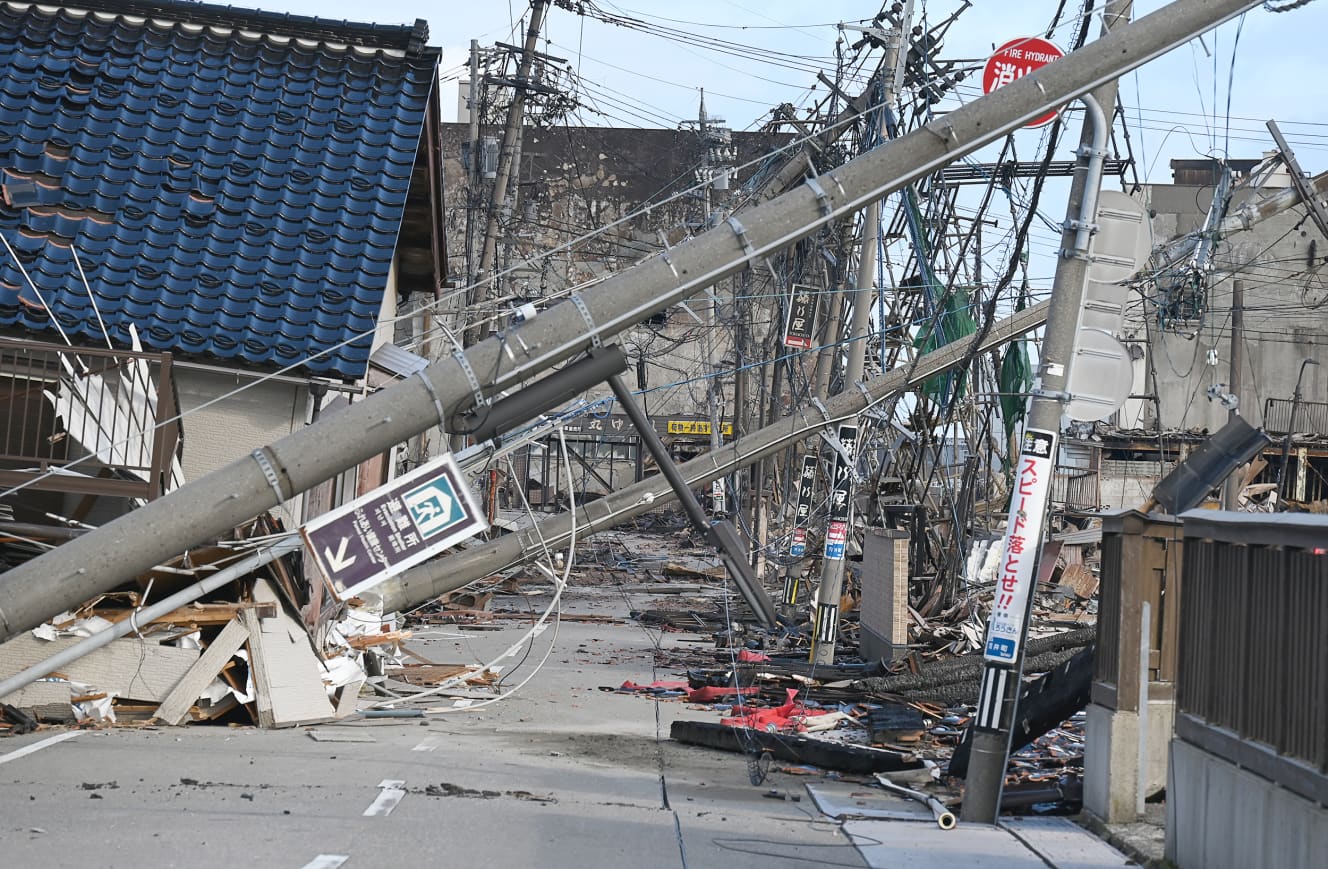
[0,0,444,722]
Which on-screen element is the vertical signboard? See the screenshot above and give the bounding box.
[782,453,819,609]
[822,424,858,562]
[982,427,1057,663]
[782,284,817,350]
[790,454,818,558]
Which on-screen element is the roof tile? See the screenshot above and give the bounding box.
[0,1,436,378]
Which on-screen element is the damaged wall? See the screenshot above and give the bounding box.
[1121,175,1327,435]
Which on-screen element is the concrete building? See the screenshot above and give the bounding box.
[1071,158,1328,512]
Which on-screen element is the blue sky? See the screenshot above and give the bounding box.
[246,0,1328,182]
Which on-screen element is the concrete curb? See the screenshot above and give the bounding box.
[1077,810,1169,868]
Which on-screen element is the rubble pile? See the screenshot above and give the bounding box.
[0,516,381,731]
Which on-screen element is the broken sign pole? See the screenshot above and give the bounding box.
[0,0,1268,643]
[607,372,779,629]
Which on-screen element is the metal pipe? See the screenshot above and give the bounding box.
[1069,94,1108,256]
[0,521,87,541]
[0,538,300,702]
[876,776,957,830]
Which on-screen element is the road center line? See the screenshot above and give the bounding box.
[362,779,406,817]
[298,856,348,869]
[0,731,81,766]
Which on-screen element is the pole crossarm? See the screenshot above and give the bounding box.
[0,0,1264,643]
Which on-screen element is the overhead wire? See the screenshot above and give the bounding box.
[1,84,902,502]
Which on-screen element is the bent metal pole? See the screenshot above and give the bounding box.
[0,0,1265,643]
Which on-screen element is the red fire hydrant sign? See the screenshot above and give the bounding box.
[982,37,1065,128]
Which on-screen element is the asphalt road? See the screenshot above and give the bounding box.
[0,582,867,869]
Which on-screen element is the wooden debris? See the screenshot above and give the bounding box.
[346,630,413,650]
[664,561,725,580]
[1057,563,1099,600]
[437,590,493,611]
[96,601,278,629]
[243,579,336,729]
[387,663,498,687]
[152,619,250,726]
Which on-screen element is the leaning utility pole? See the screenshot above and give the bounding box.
[468,0,548,346]
[0,0,1266,645]
[808,1,914,665]
[961,0,1134,825]
[373,300,1052,614]
[843,0,913,386]
[1222,279,1244,509]
[465,39,482,283]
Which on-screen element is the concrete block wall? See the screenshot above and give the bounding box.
[1167,738,1328,869]
[1085,697,1175,823]
[858,528,909,662]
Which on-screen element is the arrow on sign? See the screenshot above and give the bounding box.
[323,537,357,573]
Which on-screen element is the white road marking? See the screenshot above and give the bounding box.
[362,779,407,817]
[298,856,349,869]
[0,731,80,766]
[411,736,440,752]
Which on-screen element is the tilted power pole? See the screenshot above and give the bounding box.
[961,0,1134,826]
[0,0,1266,645]
[372,299,1051,614]
[808,0,914,666]
[468,0,548,346]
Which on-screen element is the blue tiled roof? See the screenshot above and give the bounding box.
[0,1,438,378]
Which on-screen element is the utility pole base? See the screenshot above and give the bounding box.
[960,729,1010,823]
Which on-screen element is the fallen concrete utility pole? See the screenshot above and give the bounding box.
[1219,168,1328,235]
[369,299,1049,614]
[0,0,1264,643]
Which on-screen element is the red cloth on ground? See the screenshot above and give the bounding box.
[686,685,760,703]
[721,688,831,732]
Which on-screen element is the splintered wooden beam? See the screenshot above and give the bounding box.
[98,601,278,629]
[152,618,250,726]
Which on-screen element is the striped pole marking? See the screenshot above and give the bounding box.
[975,665,1010,731]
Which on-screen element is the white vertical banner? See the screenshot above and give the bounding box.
[983,427,1057,663]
